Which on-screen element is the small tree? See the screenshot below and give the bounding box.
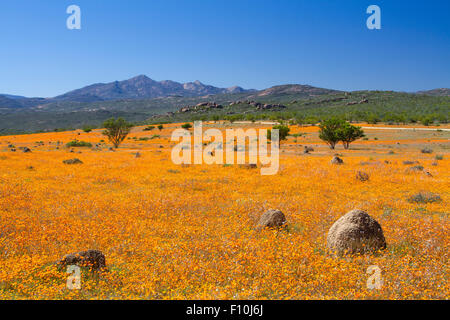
[181,123,193,129]
[157,124,164,130]
[421,116,433,126]
[319,118,345,149]
[82,125,93,133]
[267,125,290,142]
[366,113,380,124]
[102,118,133,148]
[338,123,365,149]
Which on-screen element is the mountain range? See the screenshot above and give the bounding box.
[1,75,448,110]
[0,75,448,134]
[0,75,249,108]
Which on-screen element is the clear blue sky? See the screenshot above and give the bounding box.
[1,0,449,97]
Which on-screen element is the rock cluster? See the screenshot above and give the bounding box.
[346,98,369,106]
[177,102,223,113]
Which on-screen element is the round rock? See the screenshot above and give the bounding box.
[257,209,287,230]
[327,209,386,255]
[59,249,106,270]
[331,156,344,164]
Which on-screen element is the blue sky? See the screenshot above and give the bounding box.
[1,0,449,97]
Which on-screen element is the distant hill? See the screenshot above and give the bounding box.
[149,90,450,126]
[0,76,449,134]
[417,88,450,96]
[1,90,449,135]
[254,84,339,97]
[0,94,28,100]
[0,95,47,109]
[53,75,248,102]
[0,77,337,110]
[0,95,23,109]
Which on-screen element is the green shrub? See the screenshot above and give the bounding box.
[82,126,94,133]
[408,192,441,204]
[421,117,433,126]
[66,140,92,148]
[409,165,424,172]
[267,125,290,141]
[143,125,155,131]
[181,123,193,129]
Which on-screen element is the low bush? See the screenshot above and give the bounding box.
[267,125,290,141]
[408,192,441,204]
[66,140,92,148]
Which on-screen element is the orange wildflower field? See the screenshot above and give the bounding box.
[0,123,448,300]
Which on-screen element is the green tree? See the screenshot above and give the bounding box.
[157,124,164,130]
[319,118,345,149]
[337,123,365,149]
[245,114,256,123]
[181,123,193,129]
[225,116,235,124]
[102,118,133,148]
[421,116,433,126]
[267,125,290,142]
[366,113,380,124]
[82,125,93,133]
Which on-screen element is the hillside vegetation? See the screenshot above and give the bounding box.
[150,90,449,125]
[1,87,449,135]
